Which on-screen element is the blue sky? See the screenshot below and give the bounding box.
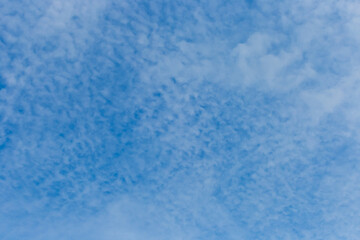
[1,0,360,239]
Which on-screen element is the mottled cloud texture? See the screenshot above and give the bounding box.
[1,0,360,239]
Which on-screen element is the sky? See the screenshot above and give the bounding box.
[1,0,360,239]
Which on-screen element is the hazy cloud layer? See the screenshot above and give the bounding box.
[1,0,360,239]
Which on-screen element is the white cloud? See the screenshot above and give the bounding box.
[2,0,360,239]
[301,87,344,124]
[232,32,307,90]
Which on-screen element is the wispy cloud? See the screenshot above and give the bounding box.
[1,0,360,239]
